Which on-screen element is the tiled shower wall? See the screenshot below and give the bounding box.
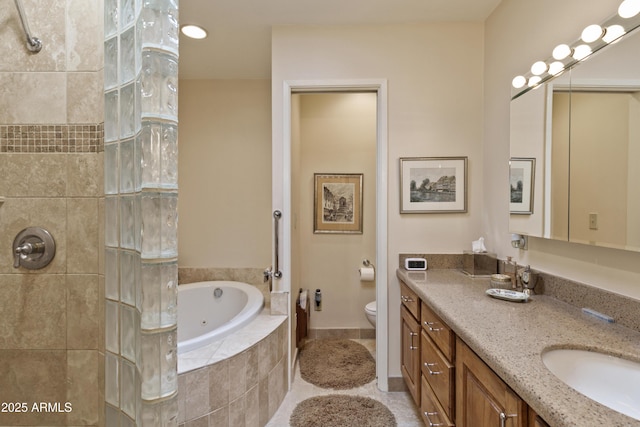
[0,0,104,425]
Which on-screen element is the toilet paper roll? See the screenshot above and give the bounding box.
[359,266,375,281]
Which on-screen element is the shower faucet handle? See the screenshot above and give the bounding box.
[14,242,45,268]
[12,227,56,269]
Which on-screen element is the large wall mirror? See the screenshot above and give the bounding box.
[510,19,640,252]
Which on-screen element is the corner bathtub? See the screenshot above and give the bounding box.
[177,281,264,354]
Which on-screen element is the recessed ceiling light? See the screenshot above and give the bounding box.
[181,25,208,40]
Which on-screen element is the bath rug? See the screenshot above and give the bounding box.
[298,339,375,389]
[290,395,397,427]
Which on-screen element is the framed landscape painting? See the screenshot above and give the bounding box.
[400,157,468,213]
[314,173,363,234]
[509,157,535,215]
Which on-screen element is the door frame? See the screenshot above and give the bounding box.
[279,79,389,390]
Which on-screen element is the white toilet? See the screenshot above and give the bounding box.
[364,301,377,327]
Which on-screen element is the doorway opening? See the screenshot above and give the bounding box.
[280,80,389,391]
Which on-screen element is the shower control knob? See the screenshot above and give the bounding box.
[12,227,56,270]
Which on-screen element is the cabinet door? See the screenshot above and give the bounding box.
[456,338,527,427]
[401,305,421,405]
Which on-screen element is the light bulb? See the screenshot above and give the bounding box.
[528,76,542,87]
[530,61,548,75]
[603,24,626,43]
[181,25,208,39]
[512,75,527,89]
[552,44,572,60]
[618,0,640,18]
[572,44,592,60]
[548,61,565,75]
[581,24,604,43]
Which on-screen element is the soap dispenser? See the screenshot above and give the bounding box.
[504,256,518,289]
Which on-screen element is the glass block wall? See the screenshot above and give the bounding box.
[104,0,179,424]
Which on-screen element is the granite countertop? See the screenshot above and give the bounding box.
[396,268,640,427]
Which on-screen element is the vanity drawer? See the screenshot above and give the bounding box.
[400,280,420,320]
[421,301,455,361]
[421,375,455,427]
[421,330,455,421]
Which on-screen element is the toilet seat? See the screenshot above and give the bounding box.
[365,301,376,314]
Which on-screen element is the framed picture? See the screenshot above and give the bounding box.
[314,173,363,234]
[509,157,535,215]
[400,157,468,213]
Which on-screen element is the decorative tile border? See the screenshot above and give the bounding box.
[0,124,104,153]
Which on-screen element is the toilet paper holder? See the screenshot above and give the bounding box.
[359,259,376,282]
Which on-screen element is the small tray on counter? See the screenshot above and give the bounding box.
[485,288,529,303]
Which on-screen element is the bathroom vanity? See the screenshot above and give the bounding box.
[398,268,640,427]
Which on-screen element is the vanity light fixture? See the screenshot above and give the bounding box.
[527,76,542,87]
[548,61,565,75]
[581,24,605,43]
[552,44,572,60]
[512,75,527,89]
[618,0,640,18]
[511,0,640,94]
[572,44,592,60]
[181,24,208,39]
[603,24,626,43]
[530,61,548,75]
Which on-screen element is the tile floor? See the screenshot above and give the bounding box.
[266,339,424,427]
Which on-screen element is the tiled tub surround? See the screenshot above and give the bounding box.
[397,268,640,426]
[177,313,288,427]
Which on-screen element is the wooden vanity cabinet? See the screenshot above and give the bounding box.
[456,338,527,427]
[400,278,549,427]
[400,281,421,405]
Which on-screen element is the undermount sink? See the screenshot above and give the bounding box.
[542,349,640,421]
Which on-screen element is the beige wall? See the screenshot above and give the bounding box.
[177,79,272,268]
[484,0,640,299]
[0,0,104,425]
[272,23,485,379]
[569,92,629,247]
[628,93,640,247]
[293,93,377,330]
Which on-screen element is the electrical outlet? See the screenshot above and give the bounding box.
[589,213,598,230]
